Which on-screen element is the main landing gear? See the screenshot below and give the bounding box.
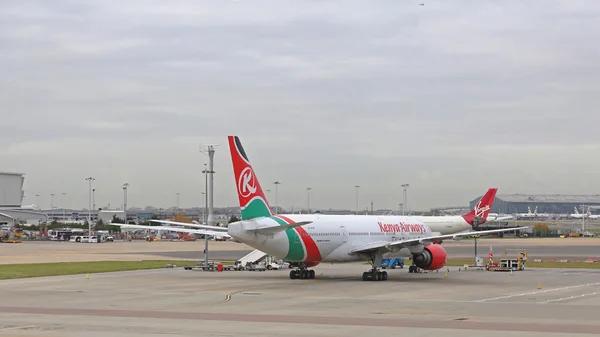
[288,263,315,280]
[362,252,388,281]
[362,269,388,281]
[289,268,315,280]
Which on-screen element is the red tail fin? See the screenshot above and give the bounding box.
[462,188,498,226]
[228,136,273,220]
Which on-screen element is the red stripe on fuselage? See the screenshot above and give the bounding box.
[276,215,322,262]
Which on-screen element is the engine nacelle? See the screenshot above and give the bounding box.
[412,244,447,270]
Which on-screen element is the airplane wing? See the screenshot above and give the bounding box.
[351,227,529,254]
[487,216,514,221]
[110,223,231,238]
[149,219,227,231]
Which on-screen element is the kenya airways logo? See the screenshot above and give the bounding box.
[474,200,490,219]
[238,167,257,198]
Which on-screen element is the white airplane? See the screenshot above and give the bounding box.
[413,188,513,235]
[586,207,600,220]
[569,207,588,219]
[531,206,551,218]
[114,136,526,281]
[518,207,536,218]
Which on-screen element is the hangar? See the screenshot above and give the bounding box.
[469,193,600,214]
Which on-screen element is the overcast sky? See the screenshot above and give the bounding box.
[2,0,600,212]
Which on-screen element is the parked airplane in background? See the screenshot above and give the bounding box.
[569,207,588,219]
[586,207,600,219]
[518,207,536,218]
[413,188,512,235]
[114,136,526,281]
[533,206,550,218]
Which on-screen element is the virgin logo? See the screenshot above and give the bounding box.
[238,167,257,198]
[474,201,490,218]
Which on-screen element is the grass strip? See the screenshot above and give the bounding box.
[445,259,600,269]
[0,260,237,280]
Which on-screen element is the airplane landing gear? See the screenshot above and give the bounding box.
[362,269,388,281]
[289,268,315,280]
[362,252,388,281]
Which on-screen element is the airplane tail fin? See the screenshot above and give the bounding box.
[228,136,274,220]
[462,188,498,226]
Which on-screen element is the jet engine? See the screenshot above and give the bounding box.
[412,244,447,270]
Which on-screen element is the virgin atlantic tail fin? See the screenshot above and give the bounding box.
[462,188,498,227]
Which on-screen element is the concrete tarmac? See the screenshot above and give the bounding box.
[2,238,599,265]
[1,263,600,336]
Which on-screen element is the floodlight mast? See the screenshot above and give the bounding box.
[199,143,219,227]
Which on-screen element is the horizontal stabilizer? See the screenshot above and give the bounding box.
[149,219,227,231]
[110,223,231,238]
[248,221,312,234]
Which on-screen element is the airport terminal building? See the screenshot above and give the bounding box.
[469,193,600,214]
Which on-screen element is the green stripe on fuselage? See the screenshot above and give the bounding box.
[241,198,272,220]
[271,216,305,261]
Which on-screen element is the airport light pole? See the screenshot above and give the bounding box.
[401,183,410,215]
[581,205,587,235]
[274,181,281,214]
[306,187,312,213]
[355,185,360,215]
[266,189,271,211]
[200,143,218,226]
[201,163,213,224]
[85,177,95,242]
[123,183,129,222]
[62,192,66,222]
[35,194,39,209]
[50,193,54,214]
[201,192,206,223]
[176,193,180,215]
[92,189,96,210]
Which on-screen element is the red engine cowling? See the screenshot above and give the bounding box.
[412,244,447,270]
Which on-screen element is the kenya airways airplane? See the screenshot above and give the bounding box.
[115,136,525,281]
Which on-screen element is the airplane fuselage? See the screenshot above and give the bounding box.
[411,215,472,235]
[228,214,436,264]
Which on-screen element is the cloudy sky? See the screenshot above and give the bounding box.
[2,0,600,212]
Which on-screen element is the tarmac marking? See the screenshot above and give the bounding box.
[0,325,38,331]
[474,282,600,302]
[540,291,600,304]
